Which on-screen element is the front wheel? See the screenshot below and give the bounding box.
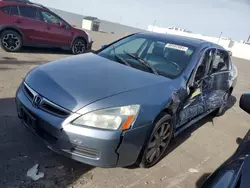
[139,113,173,168]
[71,38,86,55]
[0,30,22,52]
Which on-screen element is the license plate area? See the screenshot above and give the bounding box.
[21,107,37,130]
[20,107,58,144]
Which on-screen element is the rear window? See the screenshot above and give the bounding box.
[0,6,10,14]
[10,5,19,16]
[19,6,38,19]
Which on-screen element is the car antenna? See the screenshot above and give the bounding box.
[217,32,223,44]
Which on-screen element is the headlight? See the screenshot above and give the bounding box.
[72,105,140,130]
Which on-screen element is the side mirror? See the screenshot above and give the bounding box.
[240,93,250,114]
[228,50,232,57]
[101,44,108,48]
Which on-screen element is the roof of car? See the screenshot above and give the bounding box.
[137,32,224,50]
[1,0,49,10]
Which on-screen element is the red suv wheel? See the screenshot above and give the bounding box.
[72,38,86,55]
[0,30,22,52]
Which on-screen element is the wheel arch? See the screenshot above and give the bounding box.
[143,102,176,149]
[153,91,184,135]
[137,110,173,168]
[134,99,177,167]
[0,26,24,39]
[71,36,87,48]
[229,86,234,94]
[159,99,177,123]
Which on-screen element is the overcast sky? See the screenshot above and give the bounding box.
[33,0,250,40]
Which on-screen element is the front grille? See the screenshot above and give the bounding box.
[40,99,70,117]
[23,83,34,100]
[22,82,71,117]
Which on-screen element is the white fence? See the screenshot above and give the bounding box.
[148,25,250,60]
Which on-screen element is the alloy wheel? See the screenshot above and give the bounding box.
[2,33,21,51]
[74,41,86,54]
[145,122,171,163]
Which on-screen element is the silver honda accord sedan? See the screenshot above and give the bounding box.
[16,32,237,168]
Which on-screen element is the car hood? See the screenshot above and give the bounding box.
[25,53,168,112]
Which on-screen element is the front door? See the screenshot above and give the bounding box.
[204,49,231,110]
[38,10,73,47]
[177,49,214,127]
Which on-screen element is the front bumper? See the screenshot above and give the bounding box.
[86,41,93,52]
[15,85,149,167]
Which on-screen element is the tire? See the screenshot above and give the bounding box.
[139,113,173,168]
[71,38,86,55]
[0,30,22,52]
[213,90,232,117]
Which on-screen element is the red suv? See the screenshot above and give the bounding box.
[0,0,92,54]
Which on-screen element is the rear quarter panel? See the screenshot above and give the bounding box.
[230,64,238,88]
[0,9,13,25]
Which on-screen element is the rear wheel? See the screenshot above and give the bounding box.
[71,38,86,55]
[139,113,173,168]
[0,30,22,52]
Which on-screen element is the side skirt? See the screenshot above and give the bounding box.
[174,109,215,137]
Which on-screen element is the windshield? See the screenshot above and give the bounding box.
[98,34,196,79]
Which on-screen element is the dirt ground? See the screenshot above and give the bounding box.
[0,36,250,188]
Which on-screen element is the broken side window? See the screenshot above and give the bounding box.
[209,50,229,74]
[194,49,214,82]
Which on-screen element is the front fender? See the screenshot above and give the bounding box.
[70,34,88,47]
[79,80,180,129]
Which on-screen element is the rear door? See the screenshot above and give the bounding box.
[11,5,47,45]
[38,9,73,46]
[0,5,12,24]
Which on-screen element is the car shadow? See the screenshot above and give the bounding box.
[195,173,212,188]
[17,47,71,55]
[14,47,96,55]
[0,97,94,188]
[0,59,46,65]
[0,58,47,71]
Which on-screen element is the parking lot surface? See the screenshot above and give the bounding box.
[0,45,250,188]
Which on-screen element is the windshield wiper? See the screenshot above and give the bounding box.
[112,45,131,67]
[114,54,131,67]
[123,50,159,75]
